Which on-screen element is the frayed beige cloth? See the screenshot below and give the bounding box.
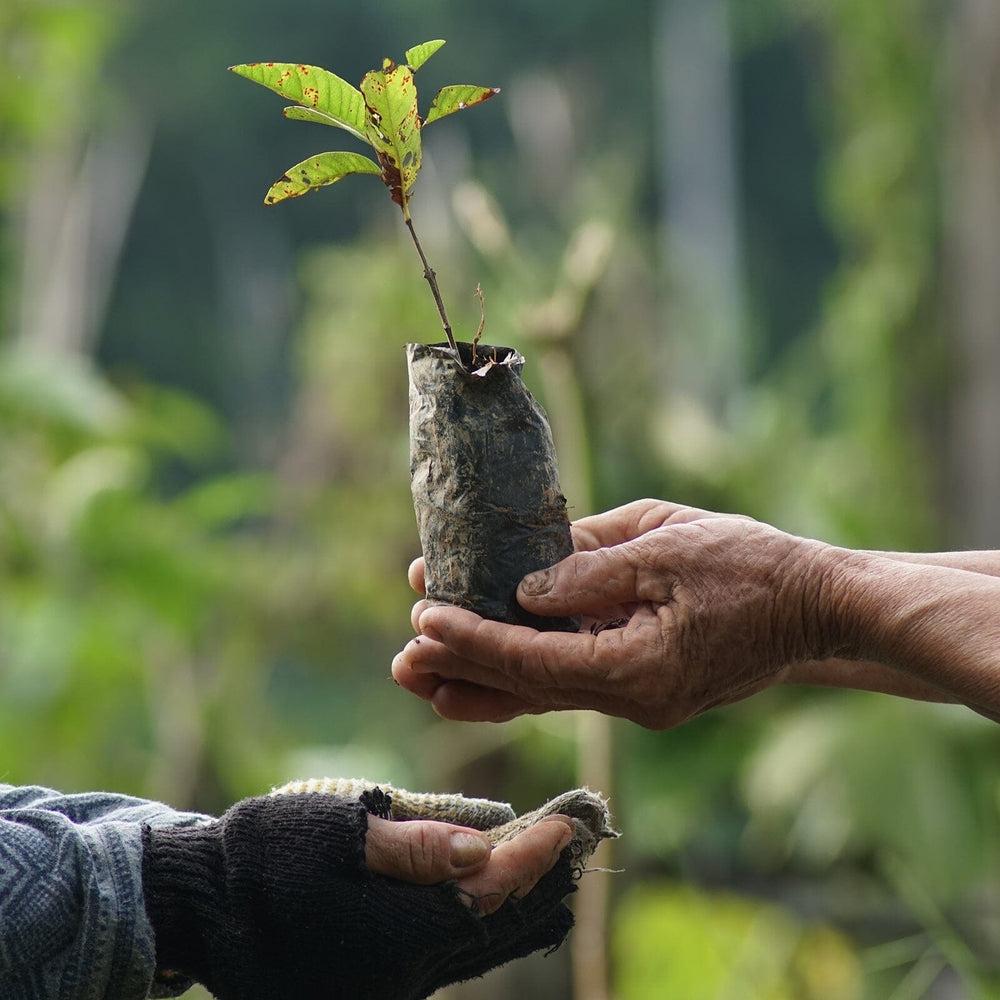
[272,777,617,864]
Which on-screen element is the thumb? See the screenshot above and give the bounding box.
[516,544,641,617]
[365,815,492,884]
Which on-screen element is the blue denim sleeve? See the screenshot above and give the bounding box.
[0,784,211,1000]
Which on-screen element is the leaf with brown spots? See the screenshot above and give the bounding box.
[423,85,500,127]
[360,63,422,218]
[230,63,368,142]
[233,44,501,223]
[263,151,380,206]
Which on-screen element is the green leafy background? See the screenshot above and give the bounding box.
[2,2,999,998]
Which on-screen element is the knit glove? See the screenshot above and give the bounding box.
[142,781,614,1000]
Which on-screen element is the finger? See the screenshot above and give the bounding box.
[569,499,693,550]
[392,647,442,700]
[456,817,573,915]
[401,634,519,692]
[570,499,748,552]
[432,680,539,723]
[408,557,426,596]
[517,544,645,618]
[411,598,433,634]
[399,636,581,704]
[365,815,492,884]
[416,607,627,693]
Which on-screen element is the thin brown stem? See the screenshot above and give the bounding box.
[405,217,462,364]
[472,282,486,368]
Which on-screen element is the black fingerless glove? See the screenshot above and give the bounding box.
[142,793,578,1000]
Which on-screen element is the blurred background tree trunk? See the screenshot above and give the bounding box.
[947,0,1000,549]
[656,0,746,426]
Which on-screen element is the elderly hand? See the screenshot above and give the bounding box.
[144,793,582,1000]
[393,499,849,729]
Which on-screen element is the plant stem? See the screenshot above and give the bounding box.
[404,217,462,364]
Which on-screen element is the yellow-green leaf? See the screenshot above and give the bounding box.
[360,63,421,217]
[283,106,347,128]
[229,63,368,142]
[263,151,380,206]
[405,39,446,71]
[423,85,500,127]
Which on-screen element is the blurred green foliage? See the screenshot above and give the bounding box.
[2,1,999,998]
[616,884,862,999]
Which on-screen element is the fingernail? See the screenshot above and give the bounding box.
[450,832,490,868]
[520,568,553,597]
[544,813,574,829]
[542,814,575,839]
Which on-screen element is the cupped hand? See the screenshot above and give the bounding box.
[365,812,573,914]
[394,499,844,729]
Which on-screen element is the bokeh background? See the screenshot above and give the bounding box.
[3,1,1000,997]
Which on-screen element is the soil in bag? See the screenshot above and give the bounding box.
[408,341,580,633]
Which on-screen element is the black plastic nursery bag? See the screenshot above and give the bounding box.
[407,341,579,633]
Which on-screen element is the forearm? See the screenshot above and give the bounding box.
[872,549,1000,577]
[784,548,1000,707]
[833,552,1000,717]
[781,658,956,704]
[0,784,209,1000]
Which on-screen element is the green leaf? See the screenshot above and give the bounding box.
[423,84,500,126]
[264,151,380,205]
[229,63,368,142]
[360,63,421,218]
[405,39,446,71]
[283,106,348,128]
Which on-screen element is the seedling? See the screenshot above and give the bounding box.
[229,41,498,366]
[232,42,577,631]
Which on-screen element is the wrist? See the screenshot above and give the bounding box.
[791,540,890,661]
[141,795,370,1000]
[807,546,910,661]
[142,821,226,983]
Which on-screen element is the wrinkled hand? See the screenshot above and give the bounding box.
[365,812,572,914]
[394,499,845,729]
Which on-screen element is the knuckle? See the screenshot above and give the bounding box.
[405,823,441,879]
[476,872,514,915]
[632,539,676,604]
[496,641,533,698]
[497,862,521,899]
[499,636,521,675]
[662,505,702,525]
[629,534,662,571]
[629,498,671,525]
[525,641,558,689]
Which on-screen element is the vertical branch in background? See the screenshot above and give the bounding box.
[143,643,206,807]
[450,170,616,998]
[17,119,151,355]
[946,0,1000,548]
[655,0,746,424]
[523,221,615,1000]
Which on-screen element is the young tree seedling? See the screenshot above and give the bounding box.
[230,41,499,366]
